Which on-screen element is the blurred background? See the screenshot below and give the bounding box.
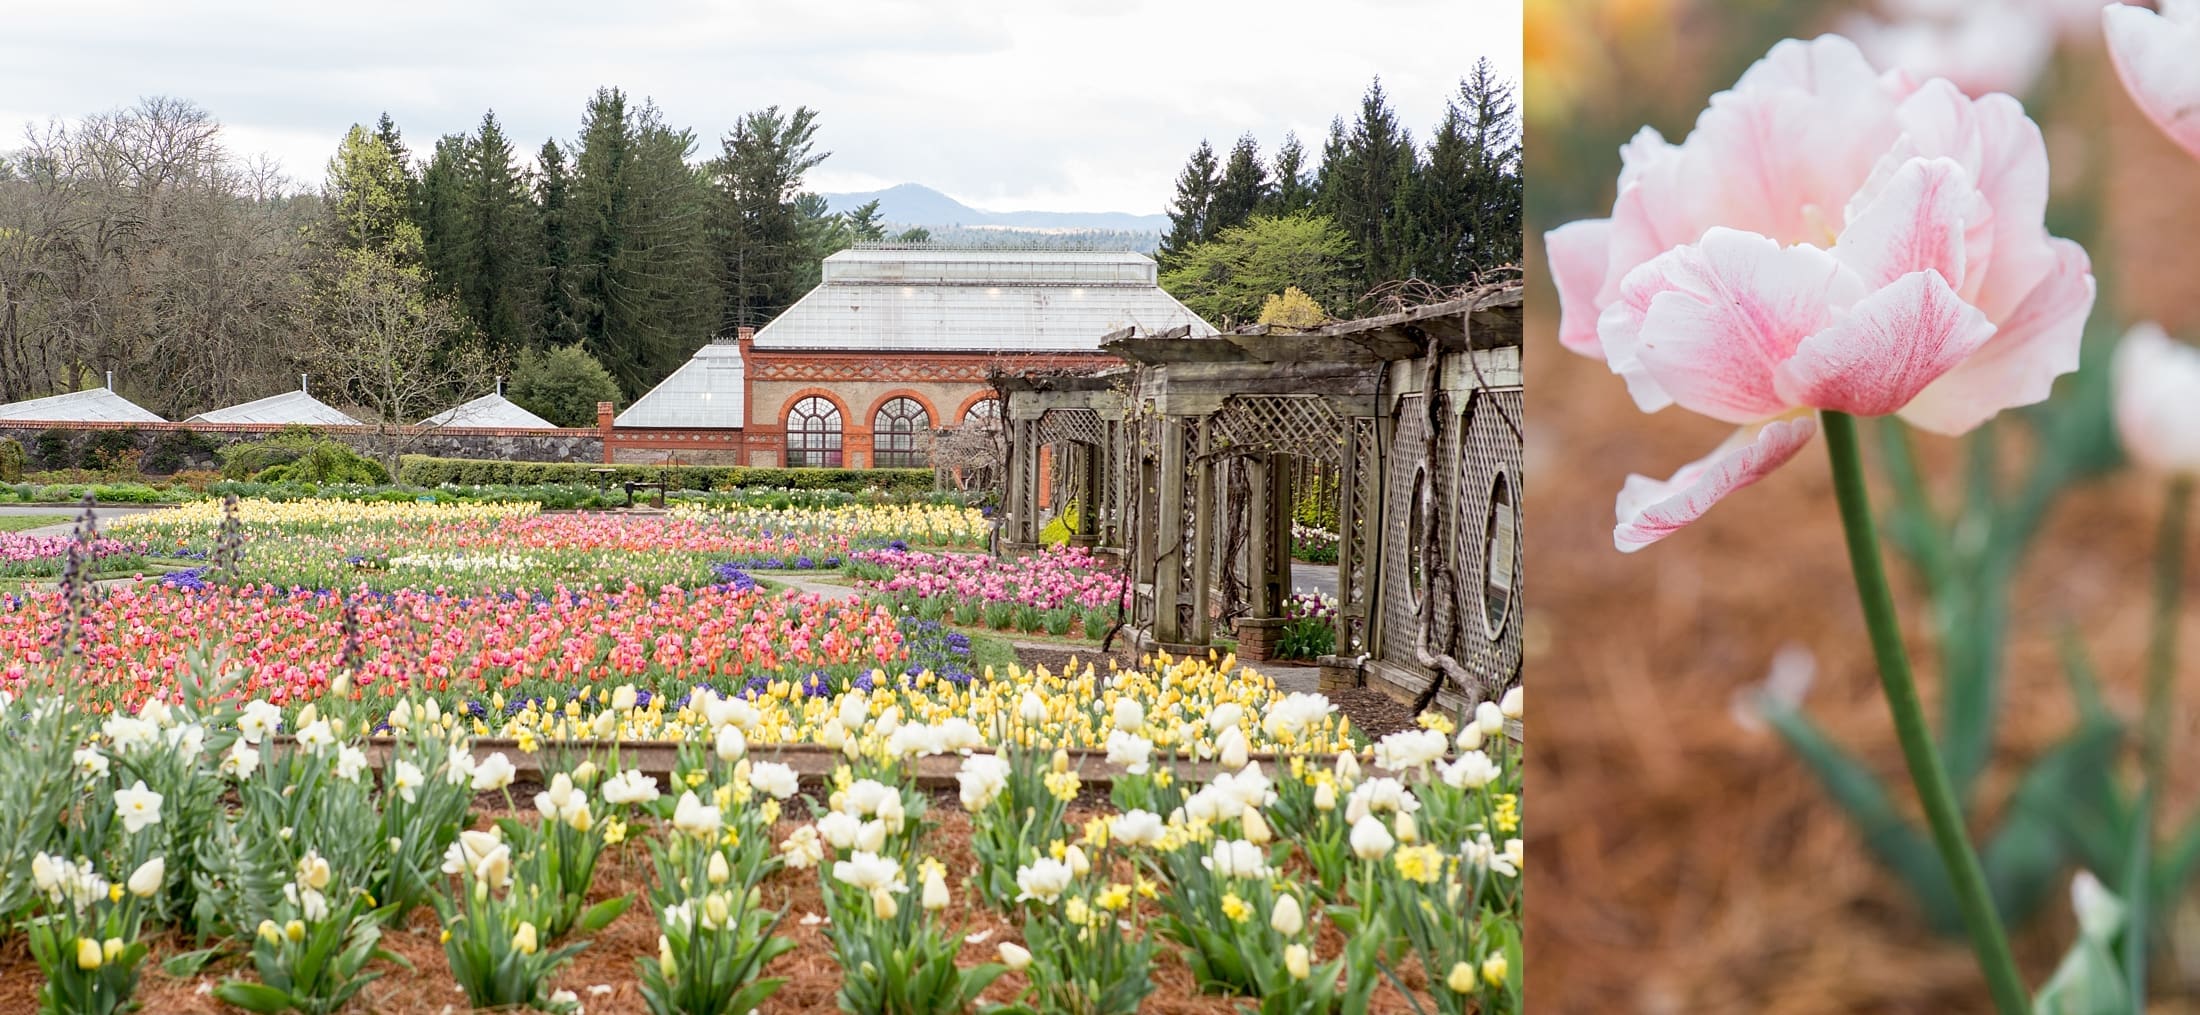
[1524,0,2200,1011]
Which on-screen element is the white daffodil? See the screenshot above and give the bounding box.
[113,781,163,834]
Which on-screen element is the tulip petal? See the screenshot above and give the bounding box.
[1834,156,1985,290]
[1627,228,1857,424]
[2113,323,2200,476]
[1614,417,1818,552]
[1875,82,2055,319]
[1899,238,2093,435]
[2106,0,2200,163]
[1545,218,1613,358]
[1776,270,1997,417]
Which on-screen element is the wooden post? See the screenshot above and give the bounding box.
[1153,417,1186,646]
[1189,417,1214,647]
[1076,441,1103,545]
[1335,421,1360,653]
[1265,452,1291,614]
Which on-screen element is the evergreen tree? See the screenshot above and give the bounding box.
[795,192,852,282]
[1206,133,1269,238]
[1316,79,1418,297]
[711,105,829,333]
[415,134,469,293]
[844,198,887,243]
[1263,131,1315,216]
[566,88,717,396]
[323,123,423,258]
[372,112,417,205]
[533,140,587,348]
[1156,140,1218,270]
[456,111,540,352]
[893,226,931,243]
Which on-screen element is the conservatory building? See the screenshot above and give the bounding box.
[607,246,1215,466]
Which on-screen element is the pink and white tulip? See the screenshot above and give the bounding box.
[1546,35,2095,551]
[2105,0,2200,163]
[2113,323,2200,476]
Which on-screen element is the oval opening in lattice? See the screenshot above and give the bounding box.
[1406,466,1429,611]
[1483,469,1518,641]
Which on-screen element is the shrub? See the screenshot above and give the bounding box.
[145,429,223,474]
[507,345,623,428]
[79,428,141,471]
[0,438,24,483]
[220,427,387,484]
[394,456,935,495]
[31,428,71,469]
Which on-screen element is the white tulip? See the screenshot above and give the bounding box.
[127,857,165,899]
[1349,816,1395,860]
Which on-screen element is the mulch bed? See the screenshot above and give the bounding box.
[1526,75,2200,1013]
[0,808,1438,1014]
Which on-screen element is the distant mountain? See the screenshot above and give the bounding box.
[821,183,1169,234]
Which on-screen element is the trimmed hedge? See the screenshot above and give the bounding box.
[396,455,937,494]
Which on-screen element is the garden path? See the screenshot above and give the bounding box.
[4,503,170,537]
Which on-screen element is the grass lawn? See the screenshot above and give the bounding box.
[0,514,71,533]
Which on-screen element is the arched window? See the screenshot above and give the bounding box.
[962,398,1002,428]
[872,397,931,468]
[786,396,843,467]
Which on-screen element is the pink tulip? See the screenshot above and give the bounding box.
[2105,0,2200,163]
[1546,34,2095,551]
[2114,323,2200,476]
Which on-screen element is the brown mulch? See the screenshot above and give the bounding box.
[0,809,1436,1014]
[1526,57,2200,1014]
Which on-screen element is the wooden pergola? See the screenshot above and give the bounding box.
[994,280,1524,711]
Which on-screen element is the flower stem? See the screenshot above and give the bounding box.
[2128,476,2192,1006]
[1820,411,2027,1015]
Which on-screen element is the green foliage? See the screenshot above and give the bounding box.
[219,429,388,485]
[143,430,221,475]
[1157,141,1219,270]
[213,896,399,1015]
[78,430,140,472]
[324,123,423,258]
[33,428,72,469]
[1760,329,2127,936]
[712,104,830,335]
[508,345,623,428]
[1159,212,1360,328]
[1274,617,1335,660]
[0,437,25,482]
[395,455,934,494]
[566,88,718,397]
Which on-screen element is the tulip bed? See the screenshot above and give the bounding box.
[0,532,157,580]
[100,499,990,593]
[845,546,1131,641]
[0,672,1522,1014]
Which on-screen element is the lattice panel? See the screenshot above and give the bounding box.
[1208,395,1348,467]
[1037,408,1104,447]
[1459,386,1525,699]
[1341,416,1379,655]
[1378,399,1434,686]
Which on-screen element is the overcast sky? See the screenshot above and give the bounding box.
[0,0,1519,215]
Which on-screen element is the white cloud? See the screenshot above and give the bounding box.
[0,0,1520,214]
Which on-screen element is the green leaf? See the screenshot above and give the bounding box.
[1762,704,1967,932]
[160,945,227,979]
[576,895,632,933]
[212,980,297,1013]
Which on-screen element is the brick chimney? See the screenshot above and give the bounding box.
[736,326,755,342]
[597,401,616,464]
